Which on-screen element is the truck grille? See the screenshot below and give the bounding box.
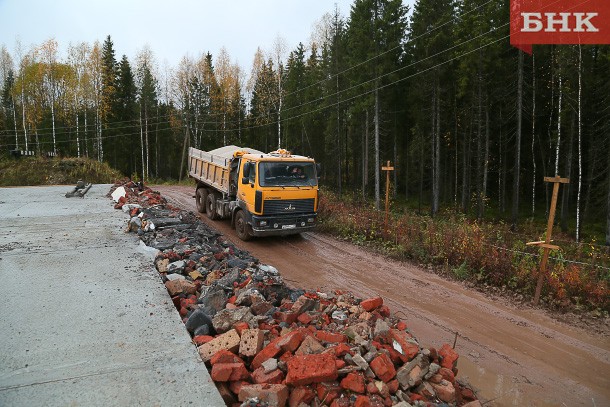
[263,199,315,215]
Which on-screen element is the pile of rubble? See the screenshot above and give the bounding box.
[109,181,480,407]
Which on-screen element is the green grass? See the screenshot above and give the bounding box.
[0,156,124,186]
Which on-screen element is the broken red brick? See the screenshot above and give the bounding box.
[316,382,342,404]
[370,353,396,382]
[252,366,285,384]
[330,397,350,407]
[387,379,399,394]
[165,279,197,296]
[388,329,419,361]
[395,321,408,331]
[238,384,289,407]
[288,386,316,407]
[297,312,313,325]
[360,297,383,312]
[193,335,214,346]
[295,335,325,356]
[378,305,391,318]
[285,353,338,386]
[233,321,249,336]
[367,382,379,394]
[229,380,248,395]
[439,367,455,383]
[335,359,346,369]
[211,362,250,382]
[215,382,236,405]
[315,330,347,343]
[340,372,365,394]
[210,349,244,366]
[355,395,371,407]
[273,311,298,325]
[439,344,459,370]
[251,341,282,370]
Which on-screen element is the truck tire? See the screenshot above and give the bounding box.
[234,210,252,241]
[195,188,208,213]
[206,192,219,220]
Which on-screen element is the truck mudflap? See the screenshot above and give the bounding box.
[250,213,317,236]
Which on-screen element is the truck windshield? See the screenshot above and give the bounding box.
[259,162,317,187]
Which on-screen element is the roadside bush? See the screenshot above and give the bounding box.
[318,190,610,312]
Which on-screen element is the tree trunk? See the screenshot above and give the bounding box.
[555,73,562,176]
[21,83,28,150]
[432,84,440,216]
[511,51,524,230]
[482,102,490,219]
[140,109,145,182]
[374,86,380,210]
[576,45,583,242]
[75,108,80,158]
[462,112,472,213]
[12,98,18,149]
[476,76,483,220]
[179,120,190,182]
[51,96,57,153]
[531,53,536,216]
[363,111,369,200]
[84,109,89,157]
[560,115,574,232]
[606,153,610,246]
[145,104,150,179]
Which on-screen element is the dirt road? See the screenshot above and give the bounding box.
[156,185,610,407]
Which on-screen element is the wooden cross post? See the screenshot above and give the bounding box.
[526,175,569,306]
[382,161,394,235]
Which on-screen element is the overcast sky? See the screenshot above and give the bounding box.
[0,0,415,72]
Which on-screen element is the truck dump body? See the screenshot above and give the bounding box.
[188,146,263,195]
[188,145,318,240]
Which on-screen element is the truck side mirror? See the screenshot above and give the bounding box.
[316,163,322,180]
[243,162,251,177]
[241,177,249,184]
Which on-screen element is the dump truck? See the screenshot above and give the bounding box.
[188,145,319,240]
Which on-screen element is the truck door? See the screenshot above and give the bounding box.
[239,160,257,213]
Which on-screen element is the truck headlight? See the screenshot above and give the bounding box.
[259,220,267,227]
[273,223,279,228]
[307,218,314,223]
[301,222,306,227]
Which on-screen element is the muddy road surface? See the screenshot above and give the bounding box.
[156,185,610,407]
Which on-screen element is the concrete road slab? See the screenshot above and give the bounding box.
[0,185,224,406]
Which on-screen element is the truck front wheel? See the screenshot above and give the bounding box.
[206,193,219,220]
[195,188,208,213]
[235,210,252,241]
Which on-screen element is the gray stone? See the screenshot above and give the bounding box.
[396,354,424,389]
[166,273,186,281]
[167,260,185,274]
[258,264,279,275]
[193,324,211,337]
[236,288,266,306]
[215,269,240,288]
[374,318,390,338]
[261,358,278,373]
[185,309,213,334]
[198,285,228,317]
[363,350,377,363]
[352,354,369,371]
[424,363,441,380]
[212,307,254,333]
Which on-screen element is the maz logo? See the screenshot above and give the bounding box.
[284,204,296,211]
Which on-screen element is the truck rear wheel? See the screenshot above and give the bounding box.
[206,192,219,220]
[195,188,207,213]
[235,210,252,241]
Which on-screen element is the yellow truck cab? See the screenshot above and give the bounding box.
[188,145,319,240]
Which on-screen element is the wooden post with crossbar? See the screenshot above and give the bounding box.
[382,161,394,235]
[526,175,569,306]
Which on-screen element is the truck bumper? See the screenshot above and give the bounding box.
[250,213,317,236]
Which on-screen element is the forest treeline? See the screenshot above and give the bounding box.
[1,0,609,244]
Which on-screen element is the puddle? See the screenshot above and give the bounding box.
[459,356,560,407]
